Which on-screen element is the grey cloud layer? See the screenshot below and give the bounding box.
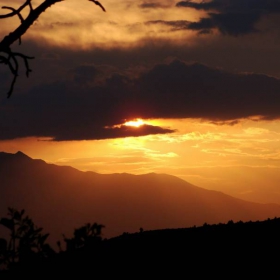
[1,59,280,141]
[176,0,280,35]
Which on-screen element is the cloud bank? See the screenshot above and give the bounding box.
[176,0,280,35]
[1,58,280,141]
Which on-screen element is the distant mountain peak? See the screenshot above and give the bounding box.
[15,151,30,158]
[0,151,31,161]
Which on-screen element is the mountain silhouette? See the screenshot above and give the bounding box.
[1,151,280,247]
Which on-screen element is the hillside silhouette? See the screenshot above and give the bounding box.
[1,151,280,248]
[1,209,279,276]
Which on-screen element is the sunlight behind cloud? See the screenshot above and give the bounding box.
[124,118,145,127]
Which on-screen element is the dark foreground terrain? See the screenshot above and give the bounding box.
[1,215,280,276]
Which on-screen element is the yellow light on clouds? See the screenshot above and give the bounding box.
[0,0,205,49]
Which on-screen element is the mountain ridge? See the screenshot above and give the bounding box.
[1,151,280,246]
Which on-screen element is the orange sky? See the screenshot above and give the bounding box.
[1,0,280,205]
[2,117,280,205]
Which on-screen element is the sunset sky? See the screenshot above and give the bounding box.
[1,0,280,205]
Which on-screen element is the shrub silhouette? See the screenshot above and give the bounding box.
[0,207,54,271]
[0,207,105,272]
[62,222,105,252]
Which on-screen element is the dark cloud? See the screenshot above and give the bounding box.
[0,66,10,92]
[176,0,280,35]
[14,37,280,83]
[40,52,61,61]
[70,64,99,86]
[53,124,175,141]
[1,59,280,141]
[133,60,280,120]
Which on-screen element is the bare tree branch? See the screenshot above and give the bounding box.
[0,0,31,19]
[0,0,106,98]
[2,6,25,23]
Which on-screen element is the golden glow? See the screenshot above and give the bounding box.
[3,118,280,204]
[124,118,145,127]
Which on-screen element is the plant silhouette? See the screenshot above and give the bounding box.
[0,207,54,271]
[0,207,105,272]
[62,222,105,252]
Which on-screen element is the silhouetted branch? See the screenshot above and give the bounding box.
[0,0,106,98]
[1,50,34,98]
[0,1,31,19]
[2,6,25,23]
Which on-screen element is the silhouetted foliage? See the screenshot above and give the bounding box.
[0,207,54,271]
[62,222,104,252]
[0,0,105,98]
[0,207,105,273]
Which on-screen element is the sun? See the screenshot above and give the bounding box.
[124,118,145,127]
